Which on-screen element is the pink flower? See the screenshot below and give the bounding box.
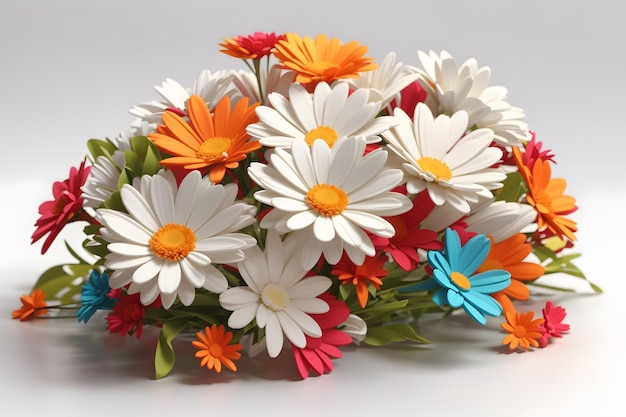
[220,32,286,60]
[291,293,353,379]
[539,300,570,347]
[370,190,442,271]
[389,81,428,118]
[31,159,90,254]
[522,131,556,169]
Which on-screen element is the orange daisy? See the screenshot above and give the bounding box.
[192,324,242,373]
[501,310,545,350]
[148,94,260,183]
[272,33,377,91]
[477,234,545,315]
[513,147,577,241]
[12,288,48,321]
[332,253,388,308]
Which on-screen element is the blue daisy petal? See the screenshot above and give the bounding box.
[470,270,511,293]
[77,270,116,324]
[463,291,503,317]
[457,234,491,276]
[462,301,487,325]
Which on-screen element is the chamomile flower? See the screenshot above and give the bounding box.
[248,136,412,269]
[219,232,332,358]
[411,50,530,147]
[382,102,505,214]
[96,170,257,309]
[246,81,397,148]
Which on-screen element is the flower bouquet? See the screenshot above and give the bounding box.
[14,32,599,379]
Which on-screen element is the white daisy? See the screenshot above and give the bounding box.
[246,81,397,148]
[95,170,257,309]
[219,232,332,358]
[231,64,295,104]
[248,136,412,269]
[411,50,530,147]
[345,52,420,110]
[382,103,506,214]
[464,200,537,242]
[129,69,236,126]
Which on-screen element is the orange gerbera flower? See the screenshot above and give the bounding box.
[501,310,545,351]
[192,325,242,373]
[513,147,577,241]
[272,33,377,91]
[477,234,545,315]
[12,288,48,321]
[332,253,388,308]
[148,95,260,183]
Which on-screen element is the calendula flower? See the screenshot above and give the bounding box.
[513,147,578,241]
[219,232,332,358]
[382,103,505,214]
[291,293,352,379]
[12,288,48,321]
[77,270,116,323]
[31,159,91,254]
[476,234,545,315]
[193,324,242,373]
[220,32,285,60]
[272,33,377,91]
[249,136,412,269]
[247,81,396,148]
[501,310,545,351]
[148,95,261,183]
[410,228,511,325]
[333,253,389,308]
[539,300,570,347]
[96,170,257,309]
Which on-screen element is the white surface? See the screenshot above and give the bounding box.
[1,1,624,416]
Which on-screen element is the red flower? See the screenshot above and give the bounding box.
[370,191,442,271]
[539,300,570,347]
[522,131,556,169]
[31,159,91,254]
[220,32,286,60]
[291,293,352,379]
[389,81,428,118]
[105,289,159,339]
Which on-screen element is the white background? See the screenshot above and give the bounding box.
[1,1,624,416]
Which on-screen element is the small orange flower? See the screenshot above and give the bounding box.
[192,325,242,373]
[148,95,260,183]
[477,234,545,315]
[219,32,285,60]
[513,147,577,241]
[272,33,377,91]
[501,310,545,351]
[332,254,388,308]
[12,288,48,321]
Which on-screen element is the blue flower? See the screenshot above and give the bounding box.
[77,270,116,323]
[411,228,511,325]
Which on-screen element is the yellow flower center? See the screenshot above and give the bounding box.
[450,271,471,290]
[209,343,223,358]
[417,157,453,181]
[261,283,290,311]
[306,183,348,216]
[513,325,527,338]
[197,137,232,161]
[304,126,338,147]
[149,223,196,260]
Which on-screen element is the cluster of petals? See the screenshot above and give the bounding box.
[96,170,257,309]
[193,324,242,373]
[410,50,530,147]
[230,66,295,104]
[31,159,91,254]
[291,293,353,379]
[246,81,397,148]
[77,270,116,323]
[105,289,153,339]
[332,253,388,308]
[219,232,332,358]
[539,300,570,347]
[501,310,545,350]
[272,33,377,91]
[382,102,505,214]
[248,136,412,269]
[11,288,48,321]
[220,32,285,60]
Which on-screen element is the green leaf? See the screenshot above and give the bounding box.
[494,171,525,202]
[363,323,430,346]
[33,263,94,303]
[154,319,187,379]
[86,138,118,161]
